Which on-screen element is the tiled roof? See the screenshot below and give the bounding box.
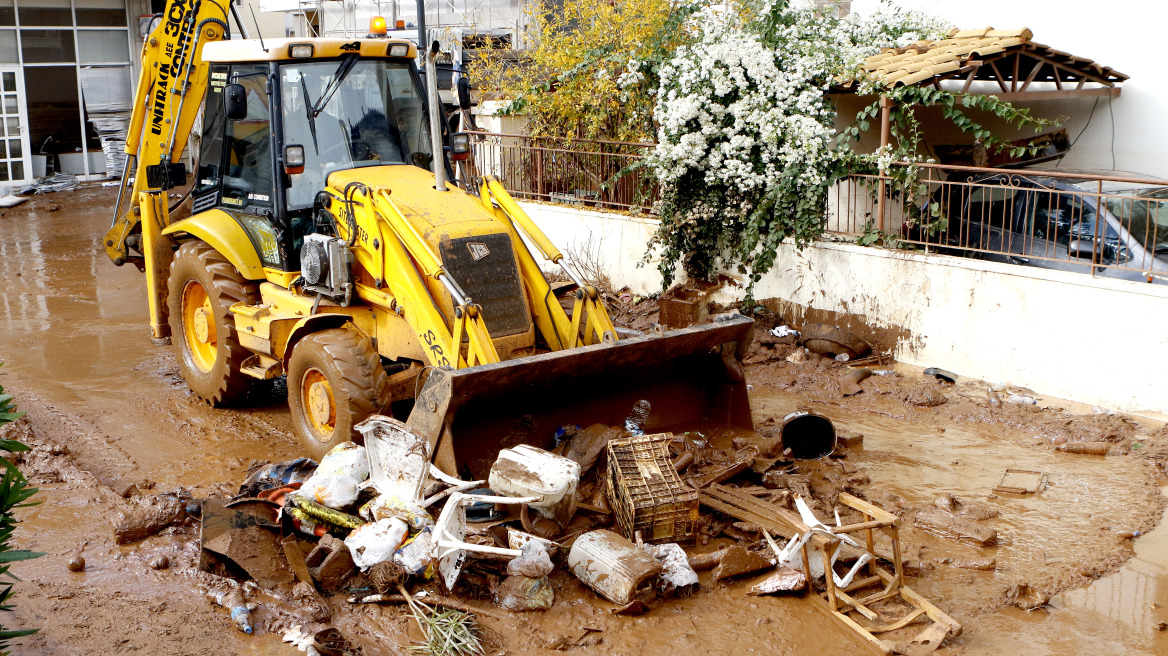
[861,27,1127,88]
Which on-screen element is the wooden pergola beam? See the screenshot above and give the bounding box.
[968,86,1121,102]
[1019,60,1045,92]
[987,60,1010,93]
[1022,50,1119,86]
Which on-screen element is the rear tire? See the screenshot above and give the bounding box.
[287,326,388,460]
[167,240,259,405]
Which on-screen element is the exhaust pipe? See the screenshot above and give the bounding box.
[425,40,446,192]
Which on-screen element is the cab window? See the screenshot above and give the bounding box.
[279,59,433,211]
[193,64,228,212]
[221,64,275,214]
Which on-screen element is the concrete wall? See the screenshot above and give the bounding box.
[850,0,1168,179]
[520,201,1168,416]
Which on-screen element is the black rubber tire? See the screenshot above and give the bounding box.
[167,240,259,406]
[287,326,388,460]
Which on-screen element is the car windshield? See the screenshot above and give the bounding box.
[280,59,433,210]
[1106,189,1168,256]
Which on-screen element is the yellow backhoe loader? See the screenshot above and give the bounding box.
[104,0,754,475]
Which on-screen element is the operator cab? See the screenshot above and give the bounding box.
[194,36,459,272]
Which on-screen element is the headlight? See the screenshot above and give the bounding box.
[289,44,314,58]
[388,43,410,57]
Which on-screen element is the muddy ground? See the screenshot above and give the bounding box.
[2,185,1167,655]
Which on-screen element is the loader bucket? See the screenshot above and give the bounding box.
[406,314,756,478]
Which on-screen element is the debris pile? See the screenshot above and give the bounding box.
[106,398,973,654]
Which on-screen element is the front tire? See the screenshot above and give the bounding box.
[287,327,388,460]
[167,240,259,405]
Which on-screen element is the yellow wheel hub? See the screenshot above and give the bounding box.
[302,368,336,440]
[181,281,217,372]
[193,307,211,344]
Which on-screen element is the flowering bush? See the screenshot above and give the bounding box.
[646,0,954,286]
[485,0,1055,291]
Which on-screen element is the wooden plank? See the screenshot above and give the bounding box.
[856,584,903,607]
[836,519,894,534]
[700,495,792,539]
[890,526,904,591]
[871,569,962,637]
[699,495,768,523]
[843,575,883,593]
[838,492,898,523]
[1024,50,1118,84]
[809,593,893,655]
[823,539,840,611]
[705,484,814,535]
[693,448,757,488]
[835,587,880,621]
[864,608,926,634]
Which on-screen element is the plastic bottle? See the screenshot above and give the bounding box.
[623,400,651,436]
[1057,442,1109,456]
[229,604,253,634]
[242,457,318,488]
[209,587,254,634]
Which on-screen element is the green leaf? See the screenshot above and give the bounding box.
[0,551,43,564]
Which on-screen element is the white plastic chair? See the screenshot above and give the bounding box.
[430,491,541,591]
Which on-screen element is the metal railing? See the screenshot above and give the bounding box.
[831,163,1168,283]
[464,132,1168,284]
[465,131,660,212]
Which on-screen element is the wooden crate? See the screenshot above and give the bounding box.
[606,433,698,544]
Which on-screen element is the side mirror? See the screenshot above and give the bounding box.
[1067,238,1102,260]
[450,132,470,161]
[224,83,247,120]
[457,77,472,110]
[284,144,305,175]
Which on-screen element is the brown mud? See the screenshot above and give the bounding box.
[0,186,1166,655]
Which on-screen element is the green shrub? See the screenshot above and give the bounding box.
[0,365,40,654]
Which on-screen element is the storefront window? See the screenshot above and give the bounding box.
[0,30,16,62]
[75,0,124,26]
[17,0,71,27]
[21,29,76,62]
[77,29,128,62]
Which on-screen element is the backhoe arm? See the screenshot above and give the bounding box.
[480,177,618,348]
[340,183,501,369]
[103,0,232,339]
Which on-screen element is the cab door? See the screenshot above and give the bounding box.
[194,63,282,269]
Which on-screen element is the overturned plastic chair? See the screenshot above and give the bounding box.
[774,496,872,588]
[357,415,485,507]
[357,416,431,500]
[430,491,541,592]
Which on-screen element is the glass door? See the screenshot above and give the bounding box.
[0,67,28,183]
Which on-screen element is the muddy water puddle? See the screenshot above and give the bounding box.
[0,188,301,491]
[966,488,1168,655]
[751,387,1168,654]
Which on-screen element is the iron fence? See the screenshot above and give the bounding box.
[832,163,1168,284]
[463,131,659,212]
[463,132,1168,284]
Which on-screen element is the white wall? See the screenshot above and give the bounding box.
[521,201,1168,416]
[850,0,1168,179]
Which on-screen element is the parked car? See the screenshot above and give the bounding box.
[910,173,1168,284]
